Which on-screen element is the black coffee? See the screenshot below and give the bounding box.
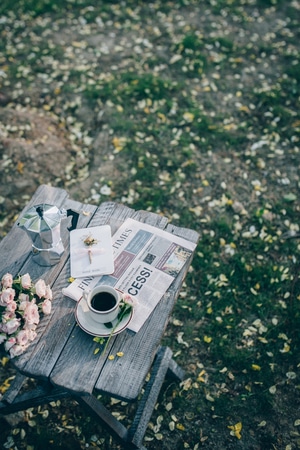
[91,292,116,312]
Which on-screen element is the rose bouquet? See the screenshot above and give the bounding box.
[0,273,53,358]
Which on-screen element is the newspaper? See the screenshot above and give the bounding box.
[63,218,197,333]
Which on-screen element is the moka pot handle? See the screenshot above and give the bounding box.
[66,209,79,231]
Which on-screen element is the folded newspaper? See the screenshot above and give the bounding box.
[63,218,197,333]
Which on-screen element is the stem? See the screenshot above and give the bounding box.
[101,304,132,357]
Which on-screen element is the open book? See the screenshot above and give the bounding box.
[63,218,197,333]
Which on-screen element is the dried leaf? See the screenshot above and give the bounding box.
[228,422,242,439]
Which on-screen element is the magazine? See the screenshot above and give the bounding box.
[63,218,197,333]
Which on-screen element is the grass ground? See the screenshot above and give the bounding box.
[0,0,300,449]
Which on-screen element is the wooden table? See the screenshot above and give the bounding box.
[0,185,199,449]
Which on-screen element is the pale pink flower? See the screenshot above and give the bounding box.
[0,288,15,307]
[4,336,16,351]
[0,273,52,358]
[27,328,37,342]
[21,273,31,290]
[24,302,40,326]
[41,299,52,315]
[24,322,37,331]
[1,310,16,322]
[122,293,138,308]
[3,318,21,335]
[1,273,13,289]
[9,344,26,358]
[45,285,52,301]
[16,329,29,346]
[6,300,17,313]
[18,293,30,311]
[35,279,47,298]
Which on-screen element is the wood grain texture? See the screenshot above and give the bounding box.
[0,185,200,404]
[0,383,70,415]
[0,185,69,278]
[128,347,173,447]
[11,191,97,379]
[49,200,172,396]
[94,222,199,400]
[1,372,27,404]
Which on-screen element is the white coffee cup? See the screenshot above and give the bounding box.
[83,285,120,323]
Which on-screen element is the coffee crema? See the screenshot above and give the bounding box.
[91,292,117,312]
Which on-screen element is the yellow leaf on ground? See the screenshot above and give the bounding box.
[1,357,9,367]
[183,112,194,122]
[17,161,24,174]
[228,422,242,439]
[197,369,206,383]
[0,376,15,394]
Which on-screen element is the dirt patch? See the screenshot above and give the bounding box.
[0,108,67,196]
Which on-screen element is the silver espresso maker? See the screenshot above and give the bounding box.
[17,203,79,266]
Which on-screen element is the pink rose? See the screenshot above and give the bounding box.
[24,322,37,331]
[1,273,13,289]
[18,293,30,311]
[6,300,17,313]
[35,279,46,298]
[45,285,52,301]
[0,288,15,307]
[16,329,29,346]
[27,328,37,342]
[3,318,21,335]
[1,310,16,322]
[21,273,31,290]
[41,299,52,315]
[4,336,16,351]
[24,302,40,326]
[122,293,138,308]
[9,344,26,358]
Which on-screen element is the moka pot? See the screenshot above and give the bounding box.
[17,203,79,266]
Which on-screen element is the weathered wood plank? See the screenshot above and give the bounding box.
[165,222,200,244]
[94,222,199,401]
[0,383,70,415]
[128,347,173,447]
[49,203,170,395]
[2,186,199,406]
[1,373,27,404]
[167,356,185,381]
[94,267,192,401]
[75,395,129,444]
[9,187,97,378]
[0,185,70,279]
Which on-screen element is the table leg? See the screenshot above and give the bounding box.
[0,347,184,449]
[76,394,137,448]
[127,346,177,448]
[0,378,70,415]
[77,346,184,449]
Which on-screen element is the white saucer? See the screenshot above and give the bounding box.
[75,297,133,337]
